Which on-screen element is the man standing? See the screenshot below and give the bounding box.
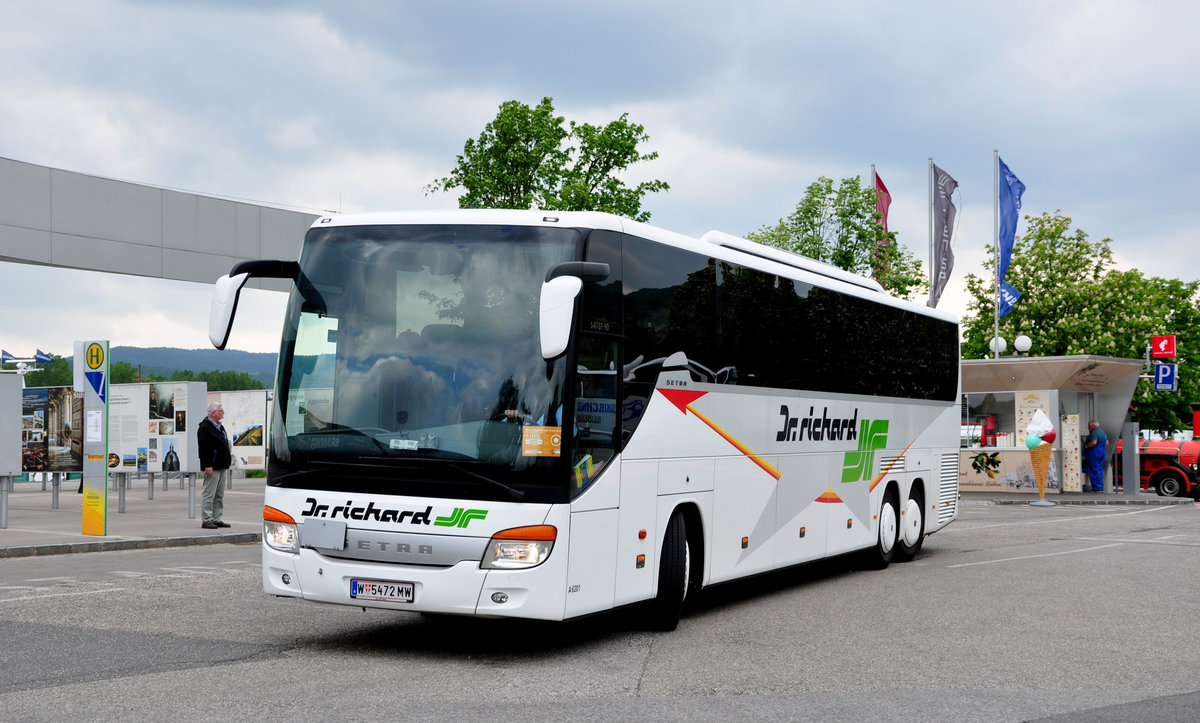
[1083,419,1108,493]
[197,401,232,529]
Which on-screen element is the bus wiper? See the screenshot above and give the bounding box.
[448,463,525,500]
[306,424,390,454]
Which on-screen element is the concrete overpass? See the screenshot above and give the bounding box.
[0,156,317,292]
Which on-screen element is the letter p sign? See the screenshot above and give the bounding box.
[1154,363,1177,392]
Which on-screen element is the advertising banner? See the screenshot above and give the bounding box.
[960,448,1060,493]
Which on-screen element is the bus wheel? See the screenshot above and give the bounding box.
[895,491,925,562]
[649,510,689,632]
[1157,472,1183,497]
[861,490,898,570]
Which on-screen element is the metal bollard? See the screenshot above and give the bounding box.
[148,472,155,500]
[163,472,169,492]
[0,475,11,529]
[187,473,196,519]
[117,472,126,513]
[51,472,60,510]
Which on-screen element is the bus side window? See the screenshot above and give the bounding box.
[573,336,618,493]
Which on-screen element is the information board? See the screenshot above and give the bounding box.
[108,382,205,474]
[207,389,268,470]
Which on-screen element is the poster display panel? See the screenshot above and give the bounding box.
[108,382,202,474]
[0,375,20,475]
[20,386,83,472]
[207,390,268,470]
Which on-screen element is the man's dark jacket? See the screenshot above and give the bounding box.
[197,416,232,470]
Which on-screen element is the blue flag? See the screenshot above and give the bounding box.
[997,157,1025,284]
[998,279,1022,318]
[35,349,53,362]
[0,350,14,364]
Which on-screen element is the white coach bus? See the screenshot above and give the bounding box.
[210,210,961,630]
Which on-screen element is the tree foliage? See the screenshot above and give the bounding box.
[746,176,926,299]
[962,211,1200,433]
[8,355,263,391]
[426,97,669,222]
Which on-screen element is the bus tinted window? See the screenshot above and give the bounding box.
[620,235,958,405]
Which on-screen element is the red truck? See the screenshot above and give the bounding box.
[1114,403,1200,498]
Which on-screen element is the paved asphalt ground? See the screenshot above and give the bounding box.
[0,473,1193,557]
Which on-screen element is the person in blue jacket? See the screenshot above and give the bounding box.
[197,402,232,528]
[1083,419,1107,492]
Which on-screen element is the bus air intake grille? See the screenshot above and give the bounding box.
[938,453,958,523]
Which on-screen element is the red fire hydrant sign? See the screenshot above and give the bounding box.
[1152,335,1176,358]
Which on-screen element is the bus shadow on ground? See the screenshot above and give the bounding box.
[300,551,914,656]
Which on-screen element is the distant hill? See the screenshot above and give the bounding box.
[109,346,277,388]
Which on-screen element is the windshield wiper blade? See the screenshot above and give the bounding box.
[449,464,525,500]
[306,424,390,454]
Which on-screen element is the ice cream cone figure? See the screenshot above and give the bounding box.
[1024,409,1057,506]
[1029,441,1052,499]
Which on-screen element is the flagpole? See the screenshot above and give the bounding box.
[927,157,934,306]
[993,149,1000,359]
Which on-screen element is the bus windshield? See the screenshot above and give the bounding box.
[270,223,580,503]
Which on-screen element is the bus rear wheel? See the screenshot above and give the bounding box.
[649,510,689,632]
[1157,472,1183,497]
[860,490,898,570]
[895,491,925,562]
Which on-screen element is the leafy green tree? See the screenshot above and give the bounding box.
[15,355,72,386]
[746,176,926,299]
[962,211,1200,433]
[170,369,264,391]
[426,97,669,222]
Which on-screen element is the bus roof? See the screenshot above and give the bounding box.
[310,210,957,325]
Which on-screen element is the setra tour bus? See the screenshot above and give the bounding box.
[209,210,961,630]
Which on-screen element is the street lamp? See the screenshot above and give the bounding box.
[989,336,1007,355]
[1014,335,1032,355]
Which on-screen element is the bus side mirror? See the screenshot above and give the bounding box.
[210,272,251,350]
[209,260,299,350]
[539,276,583,360]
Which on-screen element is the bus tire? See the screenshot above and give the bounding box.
[1157,472,1183,497]
[861,489,898,570]
[895,489,925,562]
[649,510,689,632]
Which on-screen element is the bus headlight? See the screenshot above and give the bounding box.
[263,505,299,554]
[481,525,556,569]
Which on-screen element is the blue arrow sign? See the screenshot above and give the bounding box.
[85,370,107,403]
[1154,363,1177,392]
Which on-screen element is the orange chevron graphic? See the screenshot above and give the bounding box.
[815,488,842,503]
[657,388,782,480]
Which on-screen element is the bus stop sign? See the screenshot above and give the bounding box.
[1154,363,1178,391]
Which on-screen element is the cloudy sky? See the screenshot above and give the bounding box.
[2,0,1197,358]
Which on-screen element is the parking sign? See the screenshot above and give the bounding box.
[1154,362,1178,391]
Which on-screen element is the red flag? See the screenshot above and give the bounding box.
[875,172,891,232]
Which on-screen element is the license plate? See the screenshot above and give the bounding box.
[350,579,415,603]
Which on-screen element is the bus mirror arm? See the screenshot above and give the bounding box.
[545,261,609,283]
[539,276,584,359]
[209,260,300,350]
